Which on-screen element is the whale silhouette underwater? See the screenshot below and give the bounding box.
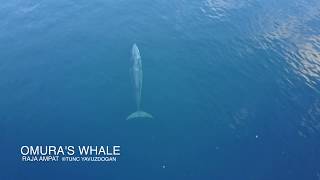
[127,44,153,120]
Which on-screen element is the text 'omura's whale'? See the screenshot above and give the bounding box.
[127,44,153,120]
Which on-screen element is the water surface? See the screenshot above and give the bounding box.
[0,0,320,179]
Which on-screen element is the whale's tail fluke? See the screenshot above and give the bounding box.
[126,110,153,120]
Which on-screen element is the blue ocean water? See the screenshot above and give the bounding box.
[1,0,320,179]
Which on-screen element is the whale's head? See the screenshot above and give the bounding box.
[131,43,141,60]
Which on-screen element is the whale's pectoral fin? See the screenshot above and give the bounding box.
[126,111,153,120]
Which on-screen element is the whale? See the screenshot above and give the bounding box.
[127,44,153,120]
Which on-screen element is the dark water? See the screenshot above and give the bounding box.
[1,0,320,179]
